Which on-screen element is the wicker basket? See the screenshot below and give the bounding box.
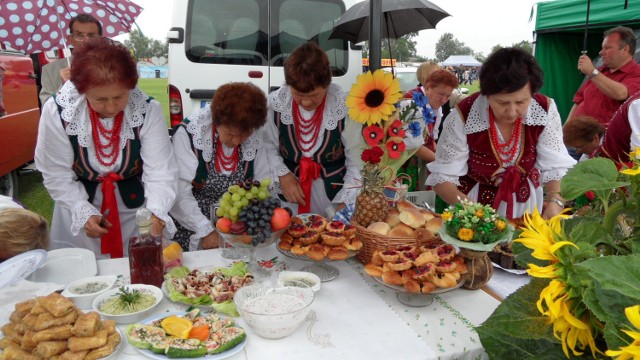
[353,221,439,264]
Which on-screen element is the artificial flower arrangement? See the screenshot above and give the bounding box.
[477,155,640,359]
[345,69,431,226]
[439,199,512,251]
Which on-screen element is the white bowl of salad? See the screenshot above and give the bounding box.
[92,284,163,324]
[61,275,118,309]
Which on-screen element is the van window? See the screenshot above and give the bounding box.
[185,0,349,75]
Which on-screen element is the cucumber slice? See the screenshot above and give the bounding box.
[165,339,207,359]
[208,327,246,355]
[126,324,166,350]
[149,338,172,354]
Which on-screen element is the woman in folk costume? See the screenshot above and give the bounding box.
[170,82,269,251]
[35,38,178,259]
[427,48,576,220]
[262,42,363,216]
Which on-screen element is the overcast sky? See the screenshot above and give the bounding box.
[120,0,543,59]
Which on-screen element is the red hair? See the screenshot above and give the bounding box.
[71,37,138,93]
[426,69,459,89]
[284,42,331,93]
[211,82,267,131]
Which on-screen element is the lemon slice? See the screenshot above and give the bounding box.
[161,316,193,339]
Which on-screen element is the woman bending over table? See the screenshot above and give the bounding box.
[262,42,363,216]
[427,48,576,220]
[35,37,178,259]
[170,82,269,251]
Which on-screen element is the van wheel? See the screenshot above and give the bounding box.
[0,171,18,197]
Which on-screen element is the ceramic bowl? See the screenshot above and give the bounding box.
[61,275,118,309]
[277,271,321,292]
[92,284,163,324]
[234,280,314,339]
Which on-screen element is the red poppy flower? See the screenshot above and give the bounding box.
[387,119,406,138]
[363,125,384,147]
[385,137,406,159]
[361,146,384,164]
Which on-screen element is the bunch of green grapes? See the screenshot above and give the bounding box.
[216,178,271,222]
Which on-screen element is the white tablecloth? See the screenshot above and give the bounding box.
[1,247,509,359]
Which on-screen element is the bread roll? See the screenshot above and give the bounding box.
[364,264,383,277]
[420,281,436,294]
[396,199,419,212]
[387,223,415,237]
[367,222,391,235]
[398,208,425,229]
[420,209,435,222]
[328,247,349,261]
[403,279,421,293]
[381,271,403,286]
[306,244,325,261]
[384,208,401,227]
[426,217,443,233]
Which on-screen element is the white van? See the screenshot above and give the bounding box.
[166,0,363,127]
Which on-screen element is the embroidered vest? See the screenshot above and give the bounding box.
[456,93,548,209]
[598,91,640,163]
[55,95,146,208]
[275,110,346,201]
[172,120,255,191]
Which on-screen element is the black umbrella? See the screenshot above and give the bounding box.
[329,0,450,43]
[582,0,631,53]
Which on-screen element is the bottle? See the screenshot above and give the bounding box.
[129,208,164,287]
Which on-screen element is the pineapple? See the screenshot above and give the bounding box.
[353,163,389,228]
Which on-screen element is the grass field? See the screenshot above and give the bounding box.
[17,78,169,224]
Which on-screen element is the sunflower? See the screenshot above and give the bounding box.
[606,305,640,360]
[346,69,402,125]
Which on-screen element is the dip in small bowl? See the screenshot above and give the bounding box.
[61,275,118,309]
[92,284,163,324]
[277,271,321,292]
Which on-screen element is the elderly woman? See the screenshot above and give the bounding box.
[262,42,362,216]
[0,207,49,262]
[35,37,178,259]
[427,48,576,220]
[170,82,269,250]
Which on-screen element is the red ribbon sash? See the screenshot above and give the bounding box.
[492,166,522,220]
[298,157,321,214]
[100,172,124,258]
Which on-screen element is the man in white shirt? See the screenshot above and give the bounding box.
[39,14,102,105]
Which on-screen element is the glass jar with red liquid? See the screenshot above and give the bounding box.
[129,208,164,288]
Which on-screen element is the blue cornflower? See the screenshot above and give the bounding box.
[408,121,422,137]
[412,91,427,108]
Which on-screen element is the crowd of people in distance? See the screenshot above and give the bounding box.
[3,14,640,262]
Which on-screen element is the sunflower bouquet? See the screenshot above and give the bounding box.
[477,155,640,359]
[439,199,512,251]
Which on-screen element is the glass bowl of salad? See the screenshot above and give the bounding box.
[92,284,163,324]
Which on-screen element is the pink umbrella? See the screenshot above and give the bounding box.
[0,0,143,53]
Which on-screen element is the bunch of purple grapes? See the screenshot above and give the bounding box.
[239,197,284,246]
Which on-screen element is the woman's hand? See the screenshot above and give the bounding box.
[542,200,563,220]
[279,173,306,207]
[201,231,219,249]
[85,215,110,238]
[150,215,166,237]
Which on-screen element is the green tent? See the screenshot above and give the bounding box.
[534,0,640,122]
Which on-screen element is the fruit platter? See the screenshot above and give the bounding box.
[126,309,246,359]
[364,243,467,306]
[276,214,362,282]
[162,263,254,317]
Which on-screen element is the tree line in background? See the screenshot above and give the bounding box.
[123,29,168,62]
[363,32,532,64]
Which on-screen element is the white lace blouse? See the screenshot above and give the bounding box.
[262,84,363,207]
[427,94,576,217]
[35,81,178,237]
[170,106,270,240]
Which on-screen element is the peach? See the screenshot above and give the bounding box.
[271,207,291,231]
[216,217,232,233]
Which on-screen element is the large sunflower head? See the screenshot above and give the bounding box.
[346,69,402,126]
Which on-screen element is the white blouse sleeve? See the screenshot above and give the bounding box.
[35,100,100,235]
[628,99,640,150]
[534,99,577,183]
[262,109,292,193]
[169,126,213,240]
[332,118,364,205]
[139,101,179,238]
[426,110,469,187]
[252,127,272,182]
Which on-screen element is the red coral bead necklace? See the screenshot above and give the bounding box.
[489,108,522,163]
[293,95,326,153]
[213,124,239,173]
[89,103,123,167]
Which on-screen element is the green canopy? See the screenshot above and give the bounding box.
[534,0,640,123]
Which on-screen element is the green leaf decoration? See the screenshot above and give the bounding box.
[561,158,628,200]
